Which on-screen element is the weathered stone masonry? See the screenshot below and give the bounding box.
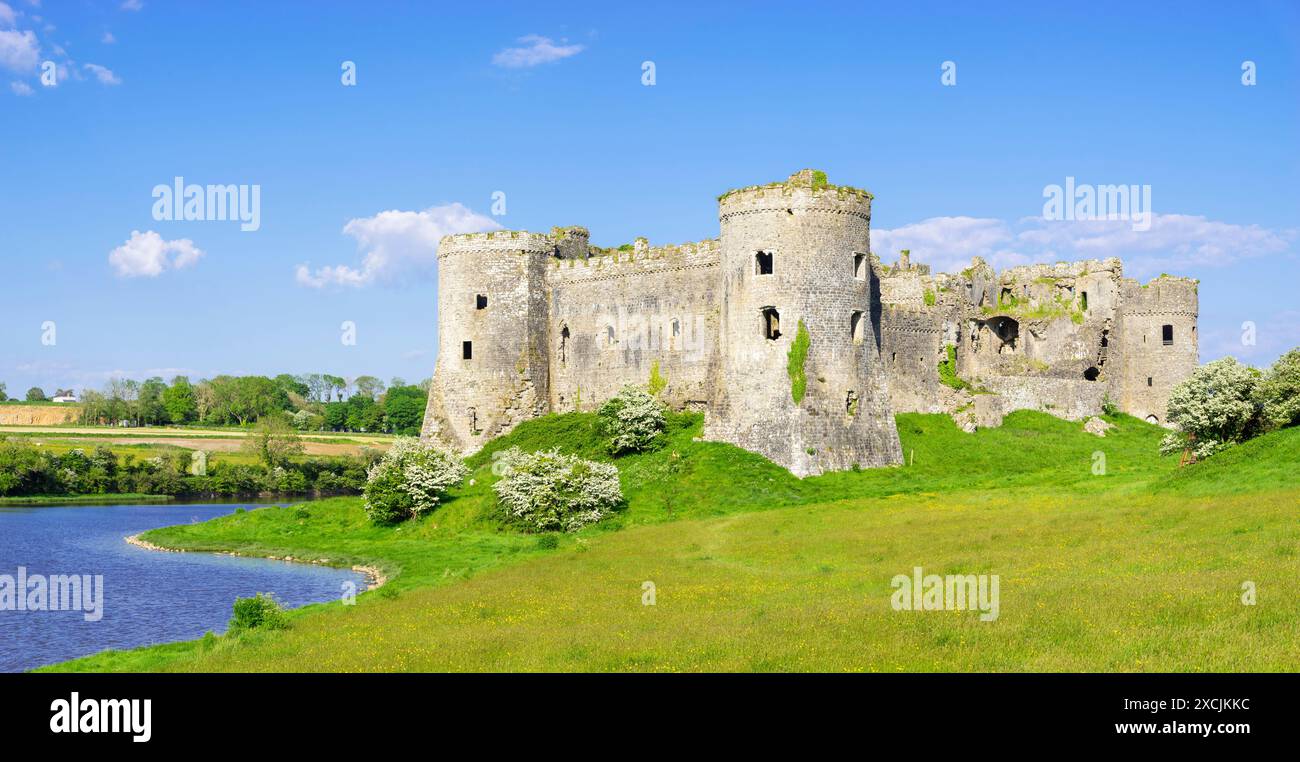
[422,170,1199,476]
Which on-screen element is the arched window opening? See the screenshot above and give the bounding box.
[850,311,864,344]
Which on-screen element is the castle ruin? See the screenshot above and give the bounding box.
[421,170,1199,476]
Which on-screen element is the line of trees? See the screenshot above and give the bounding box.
[0,384,72,403]
[74,374,430,434]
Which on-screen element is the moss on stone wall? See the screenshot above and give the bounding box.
[787,320,810,404]
[937,344,972,391]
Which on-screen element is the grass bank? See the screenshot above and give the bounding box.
[41,413,1300,672]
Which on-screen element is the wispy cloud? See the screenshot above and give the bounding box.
[101,31,115,44]
[871,213,1297,279]
[0,3,16,27]
[9,78,31,94]
[491,34,584,68]
[108,230,204,277]
[120,0,143,11]
[0,28,39,72]
[83,62,121,85]
[296,202,501,288]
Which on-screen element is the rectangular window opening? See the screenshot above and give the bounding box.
[462,341,473,360]
[476,294,488,310]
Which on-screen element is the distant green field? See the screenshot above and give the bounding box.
[43,412,1300,673]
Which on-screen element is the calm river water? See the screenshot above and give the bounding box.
[0,501,365,672]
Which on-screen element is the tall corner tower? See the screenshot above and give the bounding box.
[1114,276,1199,424]
[704,169,903,476]
[421,230,553,452]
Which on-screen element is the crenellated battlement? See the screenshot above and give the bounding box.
[423,168,1200,475]
[717,169,873,223]
[438,229,555,258]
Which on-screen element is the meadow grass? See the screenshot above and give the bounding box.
[40,412,1300,672]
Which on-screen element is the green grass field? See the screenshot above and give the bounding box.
[42,411,1300,672]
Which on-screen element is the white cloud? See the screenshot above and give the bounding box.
[101,31,115,44]
[108,230,204,277]
[121,0,142,11]
[871,213,1296,279]
[0,28,39,72]
[296,202,501,288]
[83,62,120,85]
[0,3,16,27]
[492,34,584,68]
[9,78,31,95]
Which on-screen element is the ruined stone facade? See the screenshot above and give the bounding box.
[422,170,1199,476]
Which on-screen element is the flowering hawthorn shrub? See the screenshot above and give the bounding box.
[597,385,666,455]
[492,447,622,532]
[363,437,468,524]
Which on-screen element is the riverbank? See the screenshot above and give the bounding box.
[124,532,387,589]
[39,412,1300,672]
[0,493,171,506]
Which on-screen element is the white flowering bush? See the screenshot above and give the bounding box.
[1255,348,1300,431]
[597,385,666,455]
[363,437,468,524]
[492,447,622,532]
[1161,357,1262,459]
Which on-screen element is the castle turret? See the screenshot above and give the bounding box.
[704,169,903,476]
[421,231,553,452]
[1113,275,1199,424]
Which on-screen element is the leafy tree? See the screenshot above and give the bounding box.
[229,376,278,426]
[25,387,47,402]
[1160,357,1263,459]
[1255,348,1300,430]
[138,377,168,425]
[0,382,7,402]
[162,376,198,424]
[384,385,427,435]
[242,413,305,468]
[323,374,348,402]
[354,375,386,400]
[323,401,348,431]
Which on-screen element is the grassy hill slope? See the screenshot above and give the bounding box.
[42,412,1300,672]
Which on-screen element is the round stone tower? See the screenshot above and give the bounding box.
[421,231,553,452]
[704,170,903,476]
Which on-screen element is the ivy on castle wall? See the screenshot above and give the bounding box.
[788,320,811,405]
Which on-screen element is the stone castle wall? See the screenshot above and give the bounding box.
[546,240,721,413]
[423,170,1200,475]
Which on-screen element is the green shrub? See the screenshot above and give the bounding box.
[229,593,288,632]
[647,360,667,397]
[492,447,623,532]
[1255,348,1300,430]
[363,437,468,524]
[597,386,667,455]
[1162,357,1263,458]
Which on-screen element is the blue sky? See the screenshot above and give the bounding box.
[1,0,1297,396]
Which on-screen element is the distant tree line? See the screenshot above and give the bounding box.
[0,438,375,499]
[70,374,430,434]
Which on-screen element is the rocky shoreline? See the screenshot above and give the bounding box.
[124,533,387,590]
